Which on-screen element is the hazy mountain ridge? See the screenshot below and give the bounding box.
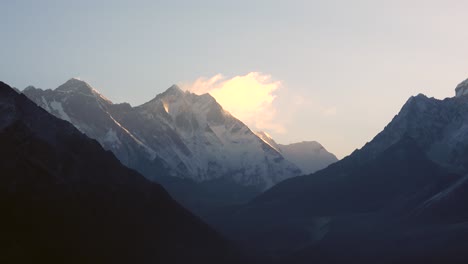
[256,131,338,174]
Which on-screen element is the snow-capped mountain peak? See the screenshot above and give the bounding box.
[56,78,112,103]
[255,131,338,174]
[357,76,468,174]
[158,84,185,98]
[23,80,304,190]
[152,87,225,123]
[136,87,303,188]
[455,78,468,97]
[23,85,38,92]
[56,78,93,93]
[278,141,338,174]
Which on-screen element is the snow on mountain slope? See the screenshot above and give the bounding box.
[23,79,301,189]
[22,79,165,181]
[255,131,338,174]
[125,85,301,188]
[355,77,468,174]
[255,131,281,152]
[278,141,338,174]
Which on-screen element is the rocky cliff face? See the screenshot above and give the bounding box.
[455,78,468,97]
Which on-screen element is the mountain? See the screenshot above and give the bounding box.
[23,79,300,189]
[218,78,468,263]
[22,78,168,179]
[278,142,337,174]
[255,131,281,152]
[0,81,245,264]
[358,78,468,174]
[22,79,301,217]
[124,84,300,188]
[256,131,338,174]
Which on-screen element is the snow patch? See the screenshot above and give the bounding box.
[40,96,52,112]
[50,101,72,123]
[103,128,121,147]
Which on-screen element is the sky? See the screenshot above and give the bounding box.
[1,0,468,158]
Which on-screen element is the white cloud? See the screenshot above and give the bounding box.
[180,72,286,133]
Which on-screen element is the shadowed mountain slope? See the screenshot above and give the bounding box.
[0,81,244,264]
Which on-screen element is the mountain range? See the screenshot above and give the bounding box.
[216,78,468,263]
[256,131,338,174]
[0,81,245,264]
[5,75,468,263]
[22,78,336,216]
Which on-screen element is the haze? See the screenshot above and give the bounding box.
[2,0,468,158]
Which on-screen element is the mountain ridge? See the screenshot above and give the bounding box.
[255,131,338,174]
[0,81,245,264]
[21,78,314,220]
[216,77,468,263]
[23,78,303,189]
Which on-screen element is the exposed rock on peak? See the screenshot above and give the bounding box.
[455,78,468,97]
[57,78,93,92]
[55,78,111,104]
[23,85,37,92]
[158,84,185,98]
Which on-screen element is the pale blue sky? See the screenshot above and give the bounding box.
[2,0,468,158]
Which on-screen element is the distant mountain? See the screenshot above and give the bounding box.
[22,79,301,217]
[219,78,468,263]
[278,142,337,174]
[0,81,244,264]
[256,131,338,174]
